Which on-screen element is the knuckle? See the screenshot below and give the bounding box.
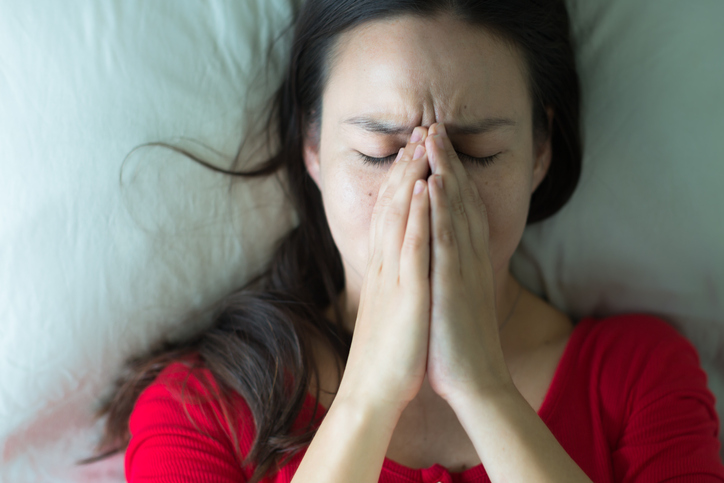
[374,193,393,215]
[446,146,458,162]
[436,226,456,246]
[402,232,426,252]
[379,189,395,205]
[434,161,449,176]
[451,196,466,216]
[460,185,477,205]
[397,149,413,166]
[383,207,404,227]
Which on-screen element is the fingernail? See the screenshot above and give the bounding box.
[437,123,447,137]
[435,175,443,190]
[413,144,426,160]
[410,127,424,143]
[413,179,425,195]
[394,148,404,163]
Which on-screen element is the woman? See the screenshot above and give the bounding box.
[88,0,724,482]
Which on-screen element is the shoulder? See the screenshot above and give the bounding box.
[126,357,257,482]
[572,315,724,479]
[578,312,683,337]
[573,313,705,385]
[571,313,715,415]
[134,357,229,405]
[129,357,255,439]
[575,312,699,361]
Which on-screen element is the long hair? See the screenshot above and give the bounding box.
[83,1,581,482]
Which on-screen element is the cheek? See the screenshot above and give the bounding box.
[473,167,532,269]
[321,164,381,265]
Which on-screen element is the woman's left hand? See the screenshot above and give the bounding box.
[423,122,514,405]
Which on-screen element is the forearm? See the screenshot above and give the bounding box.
[451,387,593,483]
[291,395,401,483]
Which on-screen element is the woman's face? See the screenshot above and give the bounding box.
[304,14,551,298]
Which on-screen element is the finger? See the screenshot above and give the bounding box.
[380,143,431,275]
[370,128,427,249]
[377,127,428,207]
[399,179,430,287]
[369,147,404,251]
[425,123,474,269]
[371,127,429,259]
[463,176,490,260]
[428,172,460,282]
[427,123,490,261]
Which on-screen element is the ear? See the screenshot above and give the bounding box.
[531,106,554,194]
[303,124,322,191]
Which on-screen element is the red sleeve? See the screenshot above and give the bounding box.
[124,362,254,483]
[607,316,724,482]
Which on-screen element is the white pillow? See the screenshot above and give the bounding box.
[513,0,724,460]
[0,1,298,481]
[1,1,722,481]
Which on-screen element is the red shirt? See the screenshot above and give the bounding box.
[125,314,724,482]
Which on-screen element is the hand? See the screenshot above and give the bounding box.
[336,127,433,414]
[423,122,514,404]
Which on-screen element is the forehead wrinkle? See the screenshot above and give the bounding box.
[341,80,503,134]
[342,114,517,136]
[328,14,531,138]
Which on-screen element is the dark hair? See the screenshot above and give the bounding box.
[83,1,581,482]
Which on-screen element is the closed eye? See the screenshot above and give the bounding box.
[359,151,499,167]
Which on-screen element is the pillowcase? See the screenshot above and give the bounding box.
[0,1,298,481]
[512,0,724,459]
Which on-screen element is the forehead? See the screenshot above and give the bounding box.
[324,14,532,126]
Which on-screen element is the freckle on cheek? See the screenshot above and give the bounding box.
[368,192,372,197]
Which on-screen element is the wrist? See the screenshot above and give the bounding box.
[292,380,405,483]
[445,377,518,413]
[333,383,407,428]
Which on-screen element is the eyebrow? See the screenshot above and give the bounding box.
[342,116,517,135]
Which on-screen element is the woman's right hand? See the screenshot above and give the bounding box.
[335,126,432,415]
